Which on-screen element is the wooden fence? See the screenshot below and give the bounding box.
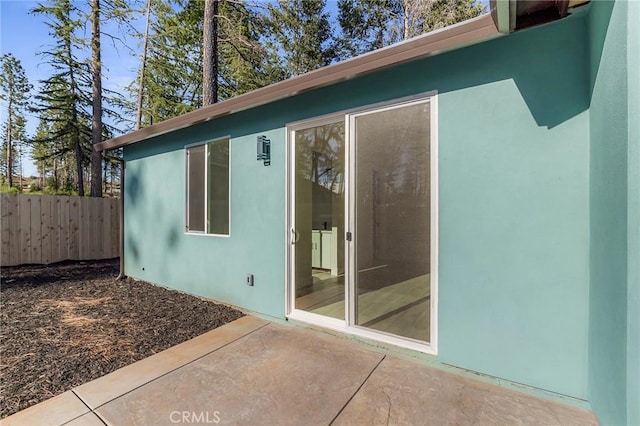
[1,194,120,267]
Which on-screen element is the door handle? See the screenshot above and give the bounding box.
[291,228,300,244]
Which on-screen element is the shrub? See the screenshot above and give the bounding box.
[0,185,21,194]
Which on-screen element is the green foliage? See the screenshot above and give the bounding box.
[265,0,334,77]
[0,184,21,194]
[136,0,204,125]
[419,0,487,33]
[20,0,489,182]
[336,0,392,59]
[336,0,486,58]
[0,53,32,187]
[134,0,285,125]
[30,0,132,196]
[217,1,286,99]
[0,54,32,111]
[32,0,92,195]
[42,185,77,196]
[0,120,25,181]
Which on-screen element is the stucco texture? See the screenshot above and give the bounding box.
[124,12,592,401]
[587,1,639,424]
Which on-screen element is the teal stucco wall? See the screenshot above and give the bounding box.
[434,16,590,400]
[124,14,592,399]
[124,118,288,318]
[626,2,640,424]
[587,1,639,424]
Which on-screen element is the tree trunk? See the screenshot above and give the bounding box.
[90,0,103,197]
[74,135,84,196]
[403,0,410,40]
[203,0,219,105]
[136,0,152,129]
[62,1,84,196]
[71,90,83,196]
[53,158,58,189]
[103,157,107,193]
[6,108,11,187]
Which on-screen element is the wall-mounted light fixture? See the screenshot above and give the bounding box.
[257,135,271,166]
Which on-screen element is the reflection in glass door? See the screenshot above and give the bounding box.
[291,119,345,320]
[288,95,436,351]
[351,100,432,343]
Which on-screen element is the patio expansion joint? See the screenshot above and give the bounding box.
[328,354,387,425]
[62,392,107,426]
[87,320,271,412]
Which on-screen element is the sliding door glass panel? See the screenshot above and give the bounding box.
[293,121,345,320]
[354,101,431,342]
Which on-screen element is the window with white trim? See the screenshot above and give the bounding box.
[186,138,230,235]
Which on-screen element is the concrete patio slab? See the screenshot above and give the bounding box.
[0,391,89,426]
[96,323,385,426]
[74,315,267,409]
[332,355,598,426]
[2,316,598,426]
[63,412,105,426]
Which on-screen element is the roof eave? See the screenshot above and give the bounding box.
[96,13,501,152]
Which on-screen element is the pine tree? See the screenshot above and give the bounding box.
[265,0,334,77]
[32,119,55,189]
[138,0,204,125]
[0,53,32,188]
[32,0,92,196]
[337,0,486,58]
[135,0,283,125]
[90,0,135,196]
[420,0,486,32]
[135,0,152,129]
[335,0,392,60]
[217,1,286,98]
[203,0,219,105]
[389,0,487,43]
[0,119,27,187]
[90,0,103,197]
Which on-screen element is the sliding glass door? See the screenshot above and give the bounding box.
[350,100,433,344]
[290,117,346,321]
[288,95,436,351]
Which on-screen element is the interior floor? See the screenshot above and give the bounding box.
[295,270,430,342]
[295,269,345,319]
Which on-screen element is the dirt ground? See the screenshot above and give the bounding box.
[0,259,244,419]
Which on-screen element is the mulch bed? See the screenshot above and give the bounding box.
[0,259,245,419]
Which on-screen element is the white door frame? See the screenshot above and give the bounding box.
[285,112,347,332]
[285,92,439,355]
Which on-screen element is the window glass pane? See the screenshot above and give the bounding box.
[187,144,205,232]
[207,138,230,235]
